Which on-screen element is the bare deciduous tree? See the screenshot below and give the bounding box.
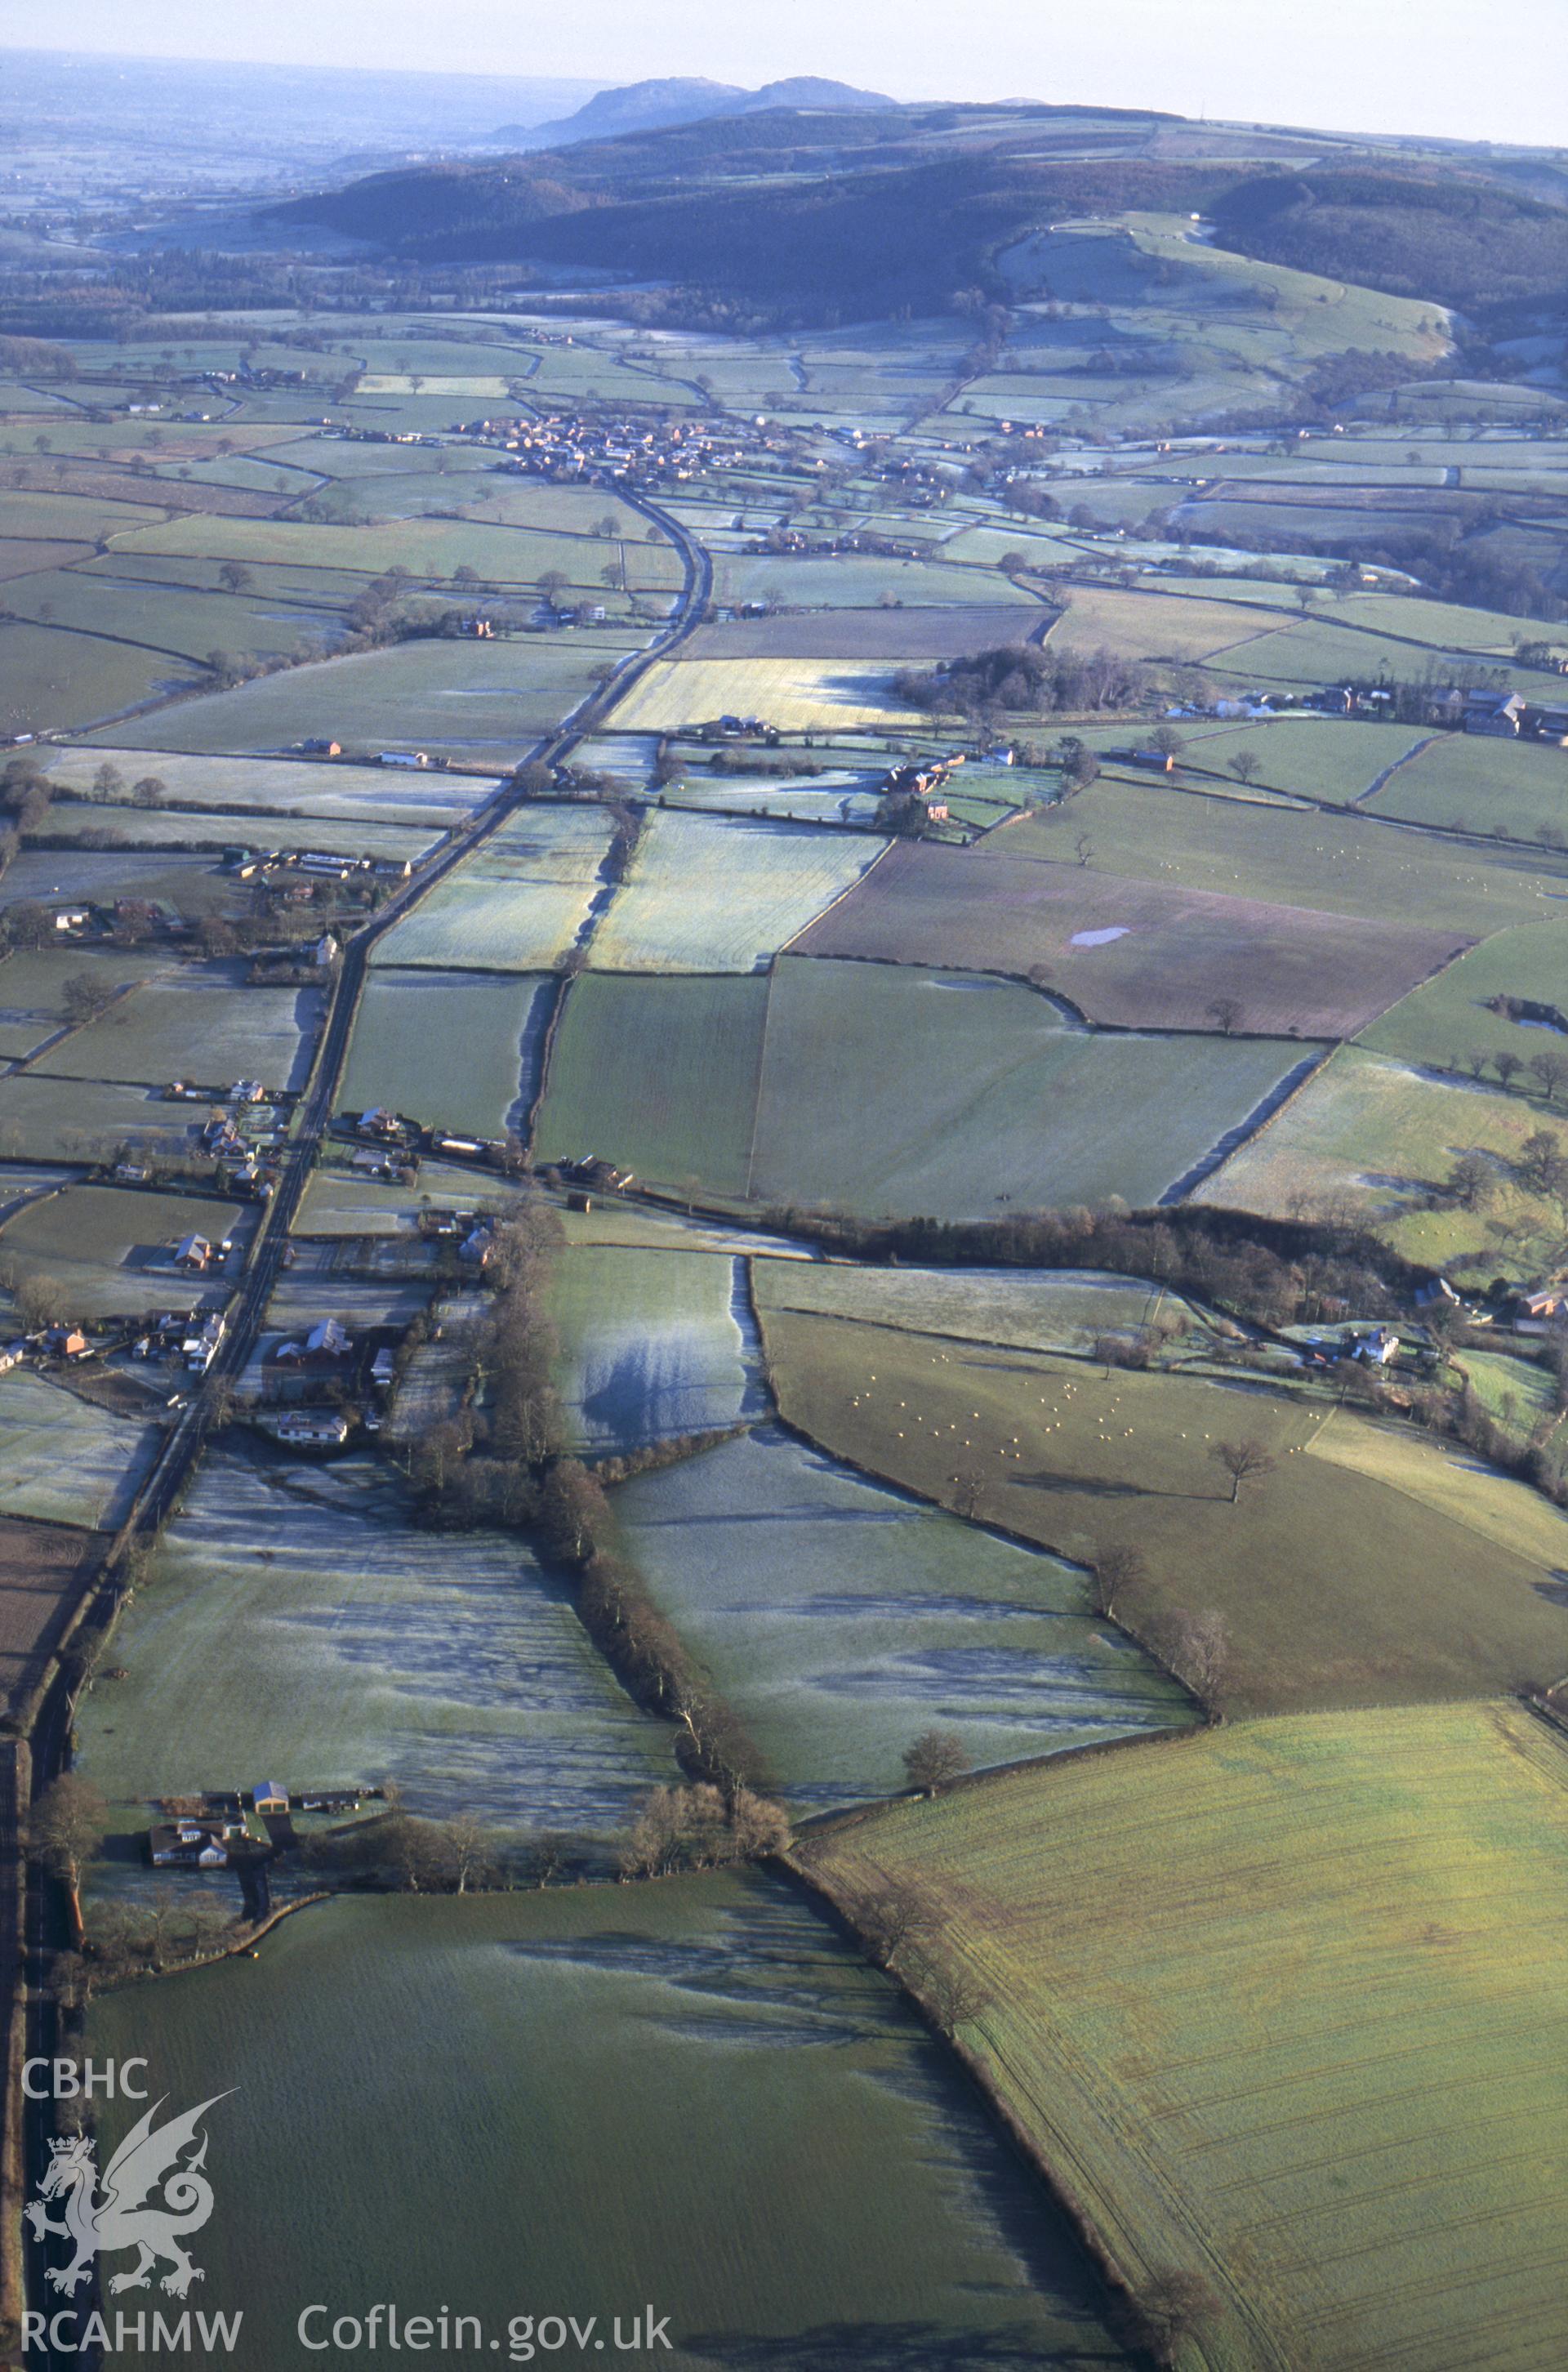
[860,1883,934,1969]
[26,1773,108,1943]
[1091,1542,1147,1621]
[1208,1438,1276,1503]
[917,1956,995,2037]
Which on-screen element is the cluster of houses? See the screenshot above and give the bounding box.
[1166,683,1568,740]
[129,1309,227,1375]
[875,756,959,830]
[0,1325,91,1374]
[744,524,925,561]
[474,408,748,491]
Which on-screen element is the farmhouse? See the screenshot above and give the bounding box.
[352,1147,406,1181]
[148,1820,236,1869]
[184,1312,225,1372]
[276,1316,352,1367]
[1462,690,1527,737]
[1353,1326,1401,1365]
[1516,1285,1568,1331]
[274,1409,352,1448]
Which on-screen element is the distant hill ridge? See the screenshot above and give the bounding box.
[493,74,893,149]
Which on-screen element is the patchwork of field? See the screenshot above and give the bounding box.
[88,1876,1129,2370]
[72,1447,670,1839]
[808,1701,1568,2372]
[0,1182,251,1318]
[608,656,925,733]
[549,1247,760,1452]
[372,805,611,970]
[36,971,322,1090]
[588,811,887,973]
[760,1308,1568,1714]
[0,1368,159,1529]
[795,842,1469,1037]
[341,968,552,1139]
[615,1424,1190,1808]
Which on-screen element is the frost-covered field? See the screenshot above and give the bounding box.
[0,1369,159,1529]
[73,1449,671,1834]
[613,1425,1189,1806]
[372,805,612,970]
[550,1248,765,1451]
[753,1261,1215,1358]
[590,810,887,974]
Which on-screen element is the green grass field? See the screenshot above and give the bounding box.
[609,655,924,734]
[535,973,770,1199]
[1356,921,1568,1074]
[998,778,1568,935]
[760,1306,1568,1714]
[548,1246,755,1451]
[86,631,646,763]
[806,1700,1568,2372]
[1368,731,1568,840]
[749,960,1310,1217]
[0,1181,251,1318]
[340,968,551,1138]
[1194,1043,1566,1272]
[589,810,886,973]
[42,742,496,826]
[752,1257,1217,1359]
[0,617,204,736]
[87,1875,1129,2370]
[0,1072,191,1163]
[0,947,172,1059]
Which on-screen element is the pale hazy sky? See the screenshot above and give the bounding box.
[5,0,1568,148]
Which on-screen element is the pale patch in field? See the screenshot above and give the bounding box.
[1069,926,1130,947]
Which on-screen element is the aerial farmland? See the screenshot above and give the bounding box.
[5,47,1568,2372]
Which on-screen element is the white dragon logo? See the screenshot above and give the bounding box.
[25,2093,230,2300]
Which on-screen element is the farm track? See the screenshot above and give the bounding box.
[12,475,713,2362]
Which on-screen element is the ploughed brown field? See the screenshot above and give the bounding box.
[0,1518,100,1716]
[679,605,1047,662]
[791,840,1470,1036]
